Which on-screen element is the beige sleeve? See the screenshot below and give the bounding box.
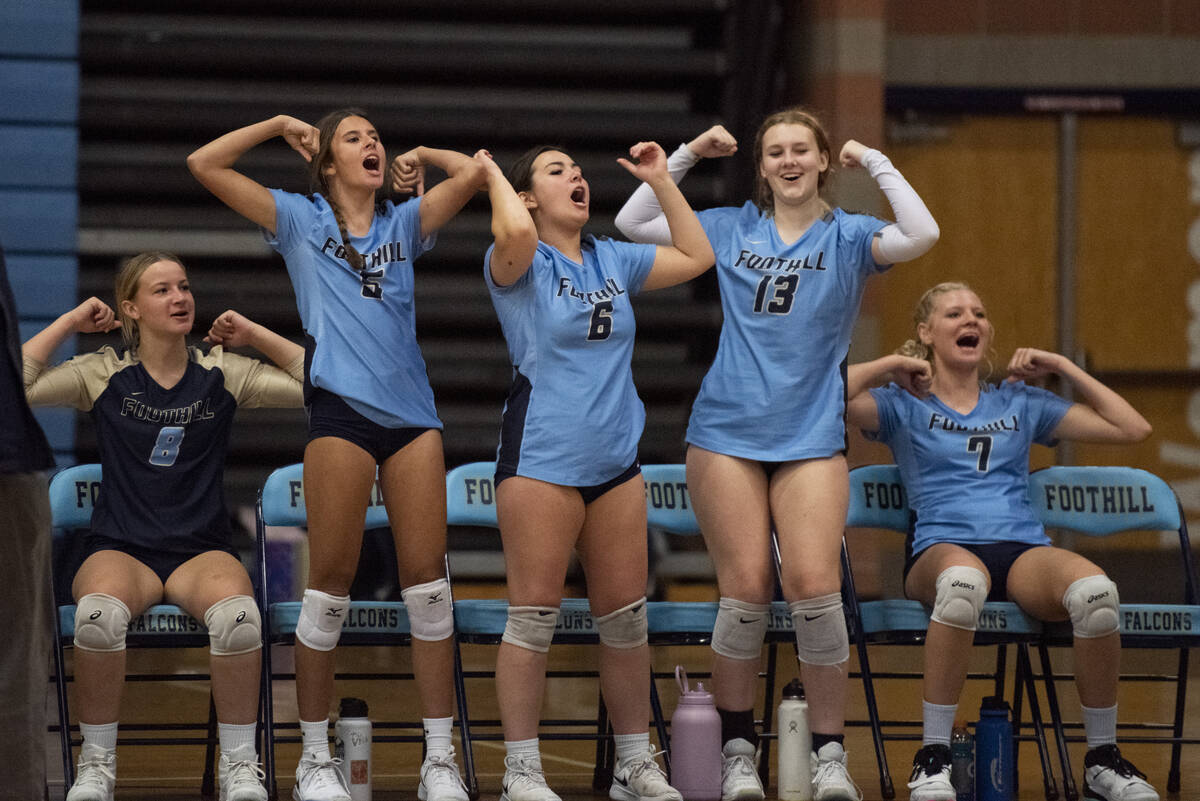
[23,348,123,411]
[207,347,304,409]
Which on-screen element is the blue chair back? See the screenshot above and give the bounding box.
[444,461,500,528]
[642,463,700,535]
[259,462,390,529]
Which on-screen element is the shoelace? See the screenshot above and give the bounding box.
[1090,745,1148,780]
[424,751,466,788]
[813,756,863,801]
[299,758,349,792]
[75,754,116,788]
[622,748,670,788]
[503,755,549,788]
[723,752,757,782]
[226,756,267,785]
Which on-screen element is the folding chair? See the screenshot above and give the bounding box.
[256,462,469,799]
[446,460,639,800]
[49,463,270,797]
[842,464,1062,801]
[641,462,795,789]
[1027,465,1200,797]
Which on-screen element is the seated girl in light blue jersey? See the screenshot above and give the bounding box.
[189,111,484,801]
[615,108,939,801]
[845,282,1157,801]
[24,252,305,801]
[473,141,713,801]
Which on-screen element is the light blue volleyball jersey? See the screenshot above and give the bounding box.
[485,236,656,486]
[264,189,441,429]
[866,381,1073,555]
[686,202,888,460]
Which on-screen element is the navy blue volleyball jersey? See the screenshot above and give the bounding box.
[25,345,302,554]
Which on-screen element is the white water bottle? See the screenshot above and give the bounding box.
[777,679,812,801]
[334,697,372,801]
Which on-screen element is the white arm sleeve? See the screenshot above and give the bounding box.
[614,143,701,246]
[861,148,939,264]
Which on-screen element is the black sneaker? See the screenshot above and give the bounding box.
[1082,744,1159,801]
[906,744,955,801]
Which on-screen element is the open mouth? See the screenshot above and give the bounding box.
[782,173,801,183]
[570,186,586,204]
[363,155,380,172]
[956,333,980,348]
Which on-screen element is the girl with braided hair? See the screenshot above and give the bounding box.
[189,110,484,801]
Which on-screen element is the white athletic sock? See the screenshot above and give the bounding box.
[424,716,454,758]
[219,722,258,757]
[504,738,542,768]
[1081,703,1118,748]
[80,721,119,753]
[300,718,332,761]
[613,731,651,763]
[922,700,958,746]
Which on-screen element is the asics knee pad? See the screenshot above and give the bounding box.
[788,593,848,666]
[74,593,131,653]
[711,597,769,661]
[931,566,988,631]
[295,588,350,652]
[1063,574,1120,639]
[502,605,559,653]
[595,597,648,649]
[204,595,263,656]
[401,577,454,642]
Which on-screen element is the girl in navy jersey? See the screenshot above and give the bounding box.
[189,111,483,801]
[474,142,712,801]
[615,109,939,801]
[24,252,305,801]
[845,282,1156,801]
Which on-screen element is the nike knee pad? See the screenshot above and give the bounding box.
[711,597,769,660]
[502,605,559,653]
[595,597,648,649]
[788,593,848,666]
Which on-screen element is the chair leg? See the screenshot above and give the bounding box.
[53,616,75,787]
[1035,643,1075,801]
[650,675,671,773]
[453,641,481,801]
[1169,647,1188,793]
[593,696,613,791]
[759,641,778,790]
[260,641,277,800]
[203,693,218,799]
[1015,644,1059,801]
[853,640,893,799]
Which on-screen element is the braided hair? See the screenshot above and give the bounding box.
[308,108,375,272]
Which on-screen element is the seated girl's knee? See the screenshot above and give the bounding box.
[931,566,988,631]
[1063,574,1120,639]
[204,595,262,656]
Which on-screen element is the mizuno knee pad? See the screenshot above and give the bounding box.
[401,577,454,642]
[295,588,350,652]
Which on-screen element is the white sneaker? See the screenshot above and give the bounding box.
[609,748,682,801]
[66,744,116,801]
[811,742,862,801]
[1082,744,1159,801]
[501,754,562,801]
[721,738,765,801]
[418,747,470,801]
[220,745,269,801]
[293,755,352,801]
[906,744,955,801]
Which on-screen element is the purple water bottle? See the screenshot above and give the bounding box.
[669,666,722,801]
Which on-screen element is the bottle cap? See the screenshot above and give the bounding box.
[340,697,369,718]
[782,678,805,700]
[980,695,1010,712]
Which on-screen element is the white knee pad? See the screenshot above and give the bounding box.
[711,597,769,661]
[788,593,849,666]
[204,595,263,656]
[931,566,988,631]
[402,578,454,642]
[1063,574,1120,639]
[295,588,350,652]
[74,593,131,653]
[501,605,559,653]
[595,597,648,649]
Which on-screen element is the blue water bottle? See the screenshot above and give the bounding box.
[975,697,1013,801]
